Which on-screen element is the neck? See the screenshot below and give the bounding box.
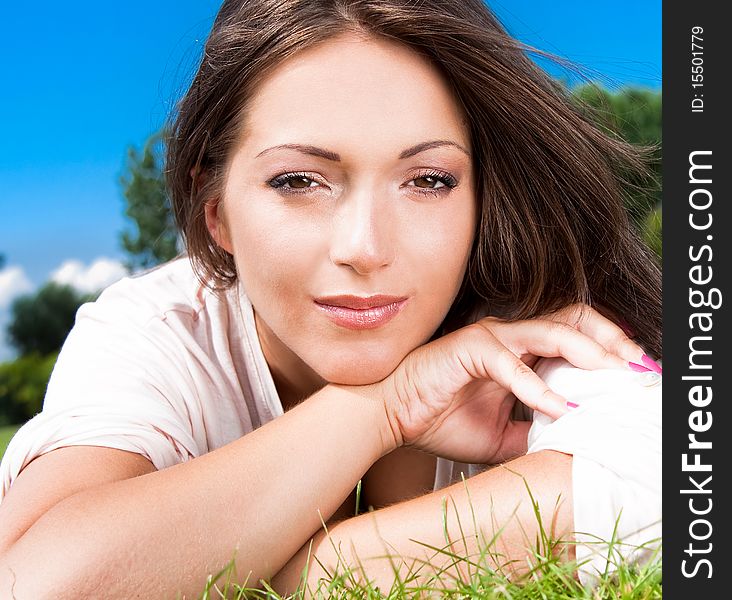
[253,308,327,412]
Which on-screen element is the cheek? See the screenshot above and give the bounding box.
[226,202,332,319]
[226,203,299,290]
[412,198,476,286]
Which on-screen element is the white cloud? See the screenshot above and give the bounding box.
[0,266,33,309]
[0,259,129,362]
[50,258,128,294]
[0,266,34,362]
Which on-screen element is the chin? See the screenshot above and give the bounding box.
[316,353,403,386]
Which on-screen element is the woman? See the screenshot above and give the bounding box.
[0,0,661,597]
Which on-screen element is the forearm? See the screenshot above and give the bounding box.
[0,383,396,599]
[272,450,573,596]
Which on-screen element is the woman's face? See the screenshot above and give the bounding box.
[210,33,477,386]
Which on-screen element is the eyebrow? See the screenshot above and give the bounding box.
[255,140,471,161]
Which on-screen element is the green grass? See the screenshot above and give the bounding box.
[190,478,662,600]
[0,424,21,462]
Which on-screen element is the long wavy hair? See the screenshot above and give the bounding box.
[166,0,662,358]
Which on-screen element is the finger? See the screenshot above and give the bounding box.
[486,319,629,371]
[546,304,645,364]
[467,326,568,419]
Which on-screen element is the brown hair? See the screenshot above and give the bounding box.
[166,0,661,358]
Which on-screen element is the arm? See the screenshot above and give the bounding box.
[0,446,156,556]
[0,383,397,600]
[272,450,574,596]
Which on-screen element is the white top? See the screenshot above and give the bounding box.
[1,257,286,497]
[0,257,661,584]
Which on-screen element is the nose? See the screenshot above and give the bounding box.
[329,188,395,275]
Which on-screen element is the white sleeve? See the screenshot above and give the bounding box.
[0,289,202,503]
[527,358,662,586]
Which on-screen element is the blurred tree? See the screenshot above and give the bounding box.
[120,131,180,271]
[643,205,662,260]
[7,283,95,356]
[570,85,662,245]
[0,353,58,425]
[0,254,5,270]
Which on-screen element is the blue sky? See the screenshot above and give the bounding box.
[0,0,660,360]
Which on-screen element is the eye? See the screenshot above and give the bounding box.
[267,172,323,192]
[412,175,446,189]
[405,170,458,193]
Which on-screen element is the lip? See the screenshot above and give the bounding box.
[314,295,409,330]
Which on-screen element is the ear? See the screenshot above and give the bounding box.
[204,199,234,254]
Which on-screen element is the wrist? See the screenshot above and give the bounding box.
[328,380,403,456]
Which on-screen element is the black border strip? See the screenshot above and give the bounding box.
[663,1,730,595]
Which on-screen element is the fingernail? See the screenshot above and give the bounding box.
[628,361,652,373]
[641,354,663,374]
[566,401,579,409]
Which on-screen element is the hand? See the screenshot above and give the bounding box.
[376,304,644,464]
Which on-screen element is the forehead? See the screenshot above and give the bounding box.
[239,33,470,154]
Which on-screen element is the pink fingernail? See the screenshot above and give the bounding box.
[641,354,663,374]
[567,401,579,409]
[628,361,652,372]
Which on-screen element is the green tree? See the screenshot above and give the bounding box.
[0,353,58,425]
[120,131,180,271]
[570,85,662,257]
[7,283,95,356]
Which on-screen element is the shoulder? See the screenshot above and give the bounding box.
[82,257,210,324]
[68,257,251,349]
[46,258,243,405]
